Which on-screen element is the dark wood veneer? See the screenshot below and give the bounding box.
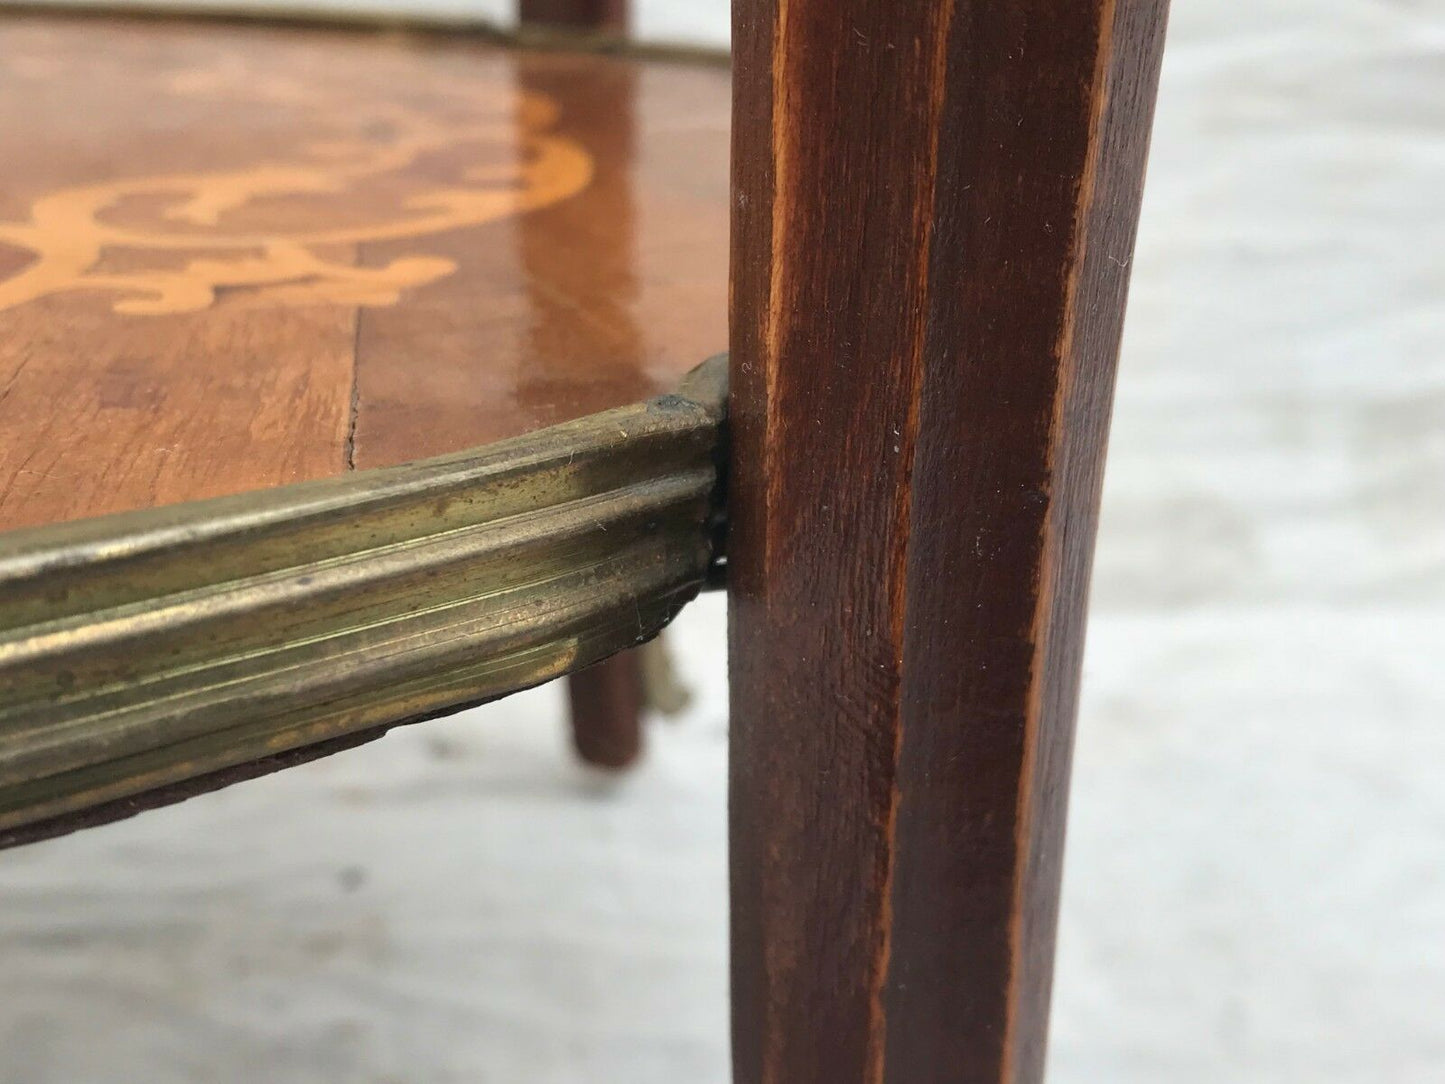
[727,1,1169,1080]
[520,0,628,34]
[568,653,646,769]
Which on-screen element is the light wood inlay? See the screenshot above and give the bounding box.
[0,14,729,531]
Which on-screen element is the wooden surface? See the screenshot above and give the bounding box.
[567,653,645,769]
[520,0,628,32]
[0,13,728,533]
[727,1,1169,1082]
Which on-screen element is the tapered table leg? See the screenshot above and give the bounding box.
[727,1,1169,1080]
[567,651,644,769]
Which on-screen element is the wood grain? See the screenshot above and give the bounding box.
[566,653,645,769]
[727,1,1170,1081]
[0,13,728,531]
[520,0,628,33]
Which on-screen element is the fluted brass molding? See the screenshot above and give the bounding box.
[0,356,727,843]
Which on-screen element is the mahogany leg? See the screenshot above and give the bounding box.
[566,650,644,769]
[519,0,628,32]
[727,1,1169,1081]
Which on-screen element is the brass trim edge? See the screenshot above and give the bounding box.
[0,355,727,843]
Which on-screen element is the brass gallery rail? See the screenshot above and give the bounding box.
[0,357,727,846]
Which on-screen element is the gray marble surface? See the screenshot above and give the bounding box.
[1,1,1442,1081]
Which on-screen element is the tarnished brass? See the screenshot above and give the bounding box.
[0,356,727,844]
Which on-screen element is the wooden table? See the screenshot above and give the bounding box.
[0,7,1170,1082]
[0,13,729,528]
[0,12,730,843]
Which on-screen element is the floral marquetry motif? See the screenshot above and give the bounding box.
[0,79,592,315]
[0,14,730,532]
